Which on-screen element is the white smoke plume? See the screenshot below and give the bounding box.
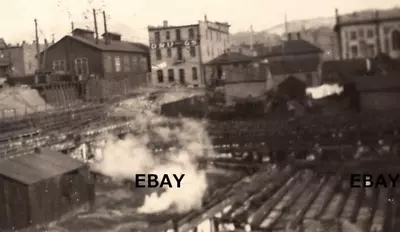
[90,92,211,214]
[306,83,344,99]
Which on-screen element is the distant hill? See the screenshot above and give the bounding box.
[230,16,339,60]
[230,16,335,45]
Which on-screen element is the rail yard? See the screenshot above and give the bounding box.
[0,90,400,232]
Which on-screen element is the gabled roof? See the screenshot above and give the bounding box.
[40,35,149,55]
[0,148,85,185]
[269,57,320,75]
[322,55,400,82]
[206,52,255,65]
[259,39,323,58]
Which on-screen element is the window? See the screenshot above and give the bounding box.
[190,46,196,57]
[205,30,208,40]
[140,56,148,71]
[358,29,364,38]
[192,67,198,81]
[104,55,112,72]
[367,44,375,57]
[179,68,185,84]
[211,47,214,57]
[176,29,181,41]
[350,45,358,57]
[188,28,195,39]
[350,31,357,40]
[210,31,213,40]
[207,46,210,56]
[157,70,164,83]
[74,58,88,75]
[367,29,374,38]
[156,49,162,60]
[392,30,400,51]
[123,55,130,72]
[154,31,160,43]
[384,27,391,35]
[167,48,172,57]
[168,69,174,82]
[177,47,183,60]
[166,31,170,40]
[53,60,66,72]
[114,56,121,72]
[131,55,139,71]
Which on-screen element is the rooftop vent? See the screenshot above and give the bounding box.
[101,32,121,41]
[72,28,95,39]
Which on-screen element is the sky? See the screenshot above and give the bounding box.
[1,0,399,44]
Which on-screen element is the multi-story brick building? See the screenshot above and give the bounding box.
[148,16,230,87]
[0,39,44,77]
[334,7,400,59]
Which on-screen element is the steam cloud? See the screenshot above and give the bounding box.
[90,92,211,214]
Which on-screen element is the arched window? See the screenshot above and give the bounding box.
[392,30,400,51]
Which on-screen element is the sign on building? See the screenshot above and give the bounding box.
[150,40,200,49]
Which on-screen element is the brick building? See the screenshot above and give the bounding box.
[39,28,149,84]
[0,39,43,77]
[334,7,400,59]
[148,15,230,87]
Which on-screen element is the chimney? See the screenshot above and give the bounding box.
[72,28,95,39]
[22,40,26,45]
[204,14,208,22]
[163,20,168,27]
[34,147,41,154]
[297,32,301,40]
[287,33,292,40]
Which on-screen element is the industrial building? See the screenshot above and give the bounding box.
[0,39,44,77]
[0,148,94,231]
[334,7,400,59]
[39,28,149,83]
[148,15,230,87]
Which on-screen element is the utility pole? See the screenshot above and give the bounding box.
[103,11,109,45]
[71,22,75,33]
[34,19,40,72]
[250,25,254,51]
[93,9,99,44]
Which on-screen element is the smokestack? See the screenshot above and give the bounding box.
[163,20,168,27]
[287,33,292,41]
[93,9,99,44]
[103,11,109,45]
[71,22,75,34]
[204,14,208,22]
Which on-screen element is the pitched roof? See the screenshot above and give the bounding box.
[0,148,85,185]
[351,75,400,91]
[40,35,148,55]
[259,39,323,58]
[206,52,255,65]
[322,55,400,82]
[269,57,320,75]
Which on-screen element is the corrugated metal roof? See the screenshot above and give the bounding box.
[0,148,85,185]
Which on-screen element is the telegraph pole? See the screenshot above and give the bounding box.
[34,19,40,71]
[103,11,109,45]
[93,9,99,44]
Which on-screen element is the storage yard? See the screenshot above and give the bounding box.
[0,87,399,232]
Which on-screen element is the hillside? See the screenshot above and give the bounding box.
[230,16,335,45]
[230,16,338,59]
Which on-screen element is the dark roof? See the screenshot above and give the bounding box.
[269,57,320,75]
[148,24,199,31]
[72,28,94,33]
[352,75,400,91]
[40,35,148,55]
[101,32,121,37]
[322,55,400,82]
[259,39,323,58]
[0,148,85,185]
[206,52,255,65]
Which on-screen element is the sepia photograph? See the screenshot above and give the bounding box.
[0,0,400,231]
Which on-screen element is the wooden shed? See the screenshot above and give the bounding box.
[0,148,95,231]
